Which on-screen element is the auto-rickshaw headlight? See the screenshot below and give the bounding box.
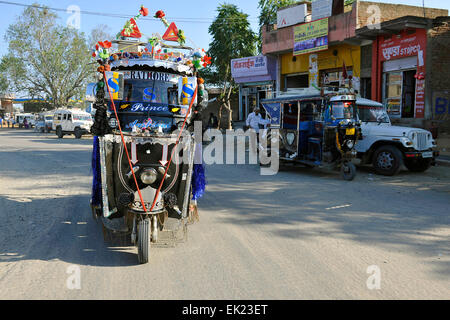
[141,168,158,185]
[109,117,118,129]
[346,140,355,149]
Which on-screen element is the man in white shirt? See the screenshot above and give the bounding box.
[246,107,270,154]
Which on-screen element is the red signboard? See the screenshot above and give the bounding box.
[374,29,427,119]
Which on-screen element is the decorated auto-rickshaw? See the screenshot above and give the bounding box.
[89,6,209,264]
[261,88,362,180]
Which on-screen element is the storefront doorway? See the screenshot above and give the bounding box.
[240,84,273,120]
[381,54,421,119]
[383,69,417,119]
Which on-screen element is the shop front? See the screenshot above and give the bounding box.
[372,29,427,119]
[231,55,277,121]
[281,43,361,92]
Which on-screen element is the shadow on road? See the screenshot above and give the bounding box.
[0,194,140,267]
[201,163,450,277]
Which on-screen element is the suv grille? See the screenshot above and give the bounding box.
[415,132,428,151]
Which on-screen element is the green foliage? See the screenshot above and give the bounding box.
[257,0,298,51]
[207,4,257,129]
[2,4,93,107]
[208,4,257,81]
[258,0,298,27]
[0,60,9,94]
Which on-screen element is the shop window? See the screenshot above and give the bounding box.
[285,74,309,89]
[384,72,402,118]
[360,78,372,100]
[321,68,353,88]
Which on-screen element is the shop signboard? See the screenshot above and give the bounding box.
[277,4,307,29]
[231,56,269,79]
[311,0,333,21]
[294,18,329,56]
[433,91,450,121]
[378,30,427,119]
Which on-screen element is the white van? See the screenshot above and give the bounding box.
[52,109,93,139]
[15,113,35,128]
[356,98,438,176]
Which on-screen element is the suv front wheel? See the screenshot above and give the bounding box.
[56,127,64,139]
[372,145,403,176]
[74,127,82,139]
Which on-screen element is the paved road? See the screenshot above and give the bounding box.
[0,129,449,300]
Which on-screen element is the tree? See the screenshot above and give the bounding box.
[0,61,9,94]
[1,4,93,108]
[207,4,257,130]
[257,0,298,51]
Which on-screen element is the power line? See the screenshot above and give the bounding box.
[0,0,259,24]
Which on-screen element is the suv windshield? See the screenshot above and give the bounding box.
[331,102,355,119]
[358,106,390,123]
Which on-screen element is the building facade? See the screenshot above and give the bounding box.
[231,55,277,121]
[261,0,449,130]
[357,15,450,130]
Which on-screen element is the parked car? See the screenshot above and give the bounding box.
[52,109,93,139]
[355,98,439,176]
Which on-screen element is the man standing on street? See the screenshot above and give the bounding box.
[246,107,270,154]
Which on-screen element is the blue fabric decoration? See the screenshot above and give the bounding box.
[191,163,206,201]
[91,136,102,207]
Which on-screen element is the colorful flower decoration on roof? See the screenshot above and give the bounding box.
[139,5,149,17]
[118,6,149,39]
[201,55,212,68]
[92,40,113,61]
[155,10,169,28]
[177,29,186,46]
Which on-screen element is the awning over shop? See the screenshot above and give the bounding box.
[356,16,431,39]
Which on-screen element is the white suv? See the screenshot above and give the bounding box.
[356,98,438,176]
[52,109,93,139]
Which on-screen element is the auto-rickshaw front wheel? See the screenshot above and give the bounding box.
[341,162,356,181]
[137,218,151,264]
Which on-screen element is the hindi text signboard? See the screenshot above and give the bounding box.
[294,18,329,56]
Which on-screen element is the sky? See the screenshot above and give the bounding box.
[0,0,449,59]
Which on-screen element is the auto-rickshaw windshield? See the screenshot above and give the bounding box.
[123,79,179,105]
[331,101,355,119]
[358,106,390,123]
